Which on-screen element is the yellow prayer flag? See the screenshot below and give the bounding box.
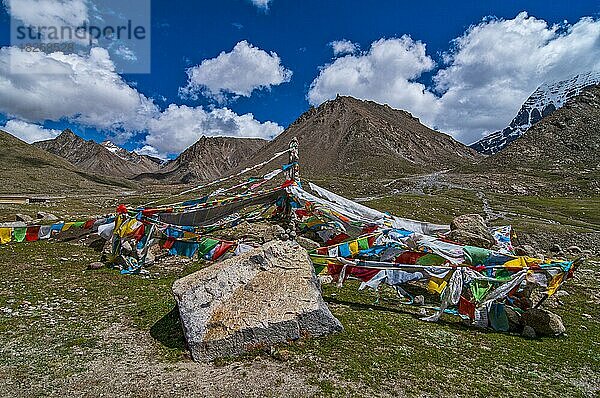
[427,278,447,294]
[547,273,565,296]
[349,240,359,256]
[61,222,75,232]
[0,228,12,244]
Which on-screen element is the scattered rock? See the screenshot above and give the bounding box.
[448,214,495,248]
[514,245,536,257]
[296,236,320,251]
[566,245,582,254]
[554,290,570,298]
[15,214,33,223]
[522,325,537,339]
[522,308,565,336]
[450,214,487,233]
[549,244,562,254]
[447,229,495,249]
[504,306,522,332]
[172,240,342,362]
[413,295,425,306]
[37,211,59,222]
[88,262,104,270]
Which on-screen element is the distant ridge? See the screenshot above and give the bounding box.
[0,130,132,194]
[482,84,600,181]
[135,136,267,183]
[34,130,162,178]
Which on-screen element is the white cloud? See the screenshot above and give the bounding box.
[144,104,283,156]
[180,40,292,102]
[329,40,359,56]
[114,45,137,62]
[434,12,600,142]
[249,0,272,10]
[4,0,91,45]
[3,0,88,27]
[135,144,167,160]
[1,119,61,143]
[0,46,158,141]
[308,36,440,126]
[308,13,600,143]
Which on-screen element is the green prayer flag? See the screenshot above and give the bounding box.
[463,246,491,266]
[13,227,27,243]
[358,237,369,250]
[198,238,220,255]
[471,281,491,302]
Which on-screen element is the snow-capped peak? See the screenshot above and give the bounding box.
[470,71,600,155]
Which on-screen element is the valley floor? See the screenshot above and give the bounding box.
[1,184,599,397]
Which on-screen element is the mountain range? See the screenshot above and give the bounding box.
[0,130,131,194]
[2,77,598,195]
[34,130,163,178]
[470,71,600,155]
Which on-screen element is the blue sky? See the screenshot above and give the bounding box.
[0,0,599,158]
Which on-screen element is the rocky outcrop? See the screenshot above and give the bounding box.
[447,214,495,248]
[172,240,342,362]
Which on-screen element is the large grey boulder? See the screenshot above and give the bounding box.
[448,214,495,248]
[172,240,342,362]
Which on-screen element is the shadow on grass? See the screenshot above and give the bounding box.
[325,296,498,335]
[150,306,187,350]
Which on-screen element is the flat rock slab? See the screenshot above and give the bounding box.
[172,240,342,362]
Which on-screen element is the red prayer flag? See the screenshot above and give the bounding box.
[212,242,234,261]
[83,219,95,230]
[26,226,41,242]
[458,296,475,320]
[132,224,146,242]
[162,237,176,250]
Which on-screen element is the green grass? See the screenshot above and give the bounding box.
[1,239,597,397]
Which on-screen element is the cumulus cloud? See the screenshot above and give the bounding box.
[180,40,292,102]
[3,0,92,45]
[329,40,359,56]
[144,104,283,156]
[434,12,600,142]
[3,0,88,27]
[1,119,61,143]
[308,36,440,126]
[0,46,158,141]
[308,13,600,143]
[0,45,285,155]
